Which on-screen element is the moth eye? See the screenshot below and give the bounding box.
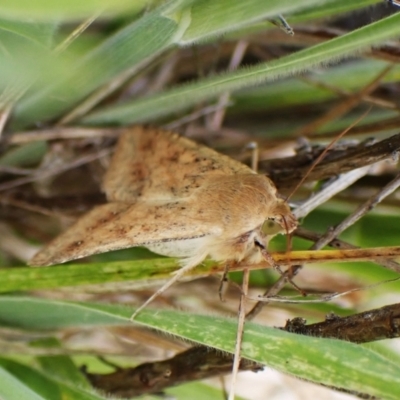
[262,219,283,235]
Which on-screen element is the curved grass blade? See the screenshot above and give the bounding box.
[0,297,399,399]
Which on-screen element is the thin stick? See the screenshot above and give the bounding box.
[228,137,260,398]
[293,166,371,219]
[209,41,249,131]
[295,226,400,273]
[54,12,101,54]
[312,172,400,250]
[7,127,121,145]
[228,268,249,400]
[299,75,399,111]
[249,276,400,303]
[295,64,393,137]
[59,51,174,125]
[287,107,372,201]
[246,268,297,320]
[163,102,233,131]
[0,148,111,192]
[0,105,11,137]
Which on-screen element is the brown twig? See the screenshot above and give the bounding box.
[6,128,121,145]
[208,40,249,131]
[263,132,400,190]
[283,302,400,343]
[0,148,111,192]
[84,346,261,398]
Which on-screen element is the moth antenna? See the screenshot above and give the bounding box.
[286,107,371,203]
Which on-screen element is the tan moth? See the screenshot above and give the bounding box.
[30,127,297,312]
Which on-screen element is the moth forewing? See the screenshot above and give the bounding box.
[29,199,219,266]
[102,126,255,203]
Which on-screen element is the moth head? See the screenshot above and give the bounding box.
[245,219,290,265]
[252,201,298,255]
[264,198,297,234]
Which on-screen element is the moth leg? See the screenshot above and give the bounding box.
[131,252,208,320]
[218,262,233,302]
[97,356,122,371]
[260,247,306,296]
[287,266,307,296]
[218,261,241,302]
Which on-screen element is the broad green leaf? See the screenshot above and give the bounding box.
[0,297,399,399]
[81,12,400,125]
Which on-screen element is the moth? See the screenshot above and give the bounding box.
[30,127,297,310]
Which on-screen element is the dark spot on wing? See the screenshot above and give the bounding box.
[130,162,147,181]
[140,137,156,152]
[66,240,84,252]
[167,152,180,162]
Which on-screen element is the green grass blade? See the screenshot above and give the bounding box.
[0,257,201,293]
[290,0,379,22]
[35,339,91,388]
[233,60,400,112]
[0,297,399,399]
[0,364,47,400]
[0,357,107,400]
[0,18,59,96]
[181,0,338,44]
[82,12,400,125]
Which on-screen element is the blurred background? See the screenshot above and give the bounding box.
[1,1,400,399]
